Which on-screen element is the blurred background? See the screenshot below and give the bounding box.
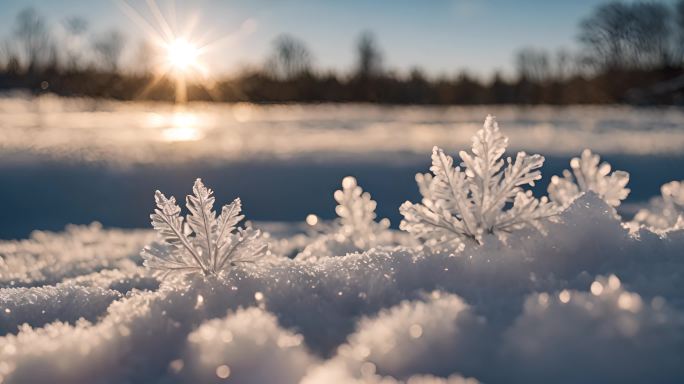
[1,0,684,238]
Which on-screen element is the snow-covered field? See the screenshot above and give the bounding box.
[1,188,683,383]
[1,97,684,383]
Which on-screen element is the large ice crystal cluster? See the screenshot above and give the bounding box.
[400,115,559,250]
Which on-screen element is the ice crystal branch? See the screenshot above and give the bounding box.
[142,179,267,278]
[548,149,630,208]
[400,115,558,250]
[633,180,684,231]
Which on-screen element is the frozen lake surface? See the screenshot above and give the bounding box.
[1,95,683,238]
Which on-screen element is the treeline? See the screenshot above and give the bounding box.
[2,2,684,104]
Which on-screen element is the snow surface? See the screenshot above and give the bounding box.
[1,193,683,383]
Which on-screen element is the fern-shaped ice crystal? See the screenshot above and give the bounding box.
[632,180,684,231]
[142,179,267,278]
[400,115,558,249]
[334,176,390,248]
[548,149,630,208]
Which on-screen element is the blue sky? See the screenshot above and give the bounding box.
[0,0,618,78]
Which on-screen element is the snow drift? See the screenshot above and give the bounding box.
[1,193,683,383]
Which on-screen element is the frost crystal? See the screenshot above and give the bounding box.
[548,149,630,208]
[334,176,390,249]
[296,176,392,260]
[400,115,558,249]
[632,180,684,231]
[142,179,267,278]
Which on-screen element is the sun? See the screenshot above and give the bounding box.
[159,37,205,103]
[166,39,200,73]
[118,0,257,103]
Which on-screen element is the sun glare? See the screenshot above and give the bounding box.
[120,0,256,103]
[166,39,200,73]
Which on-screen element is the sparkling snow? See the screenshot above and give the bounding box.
[1,194,683,383]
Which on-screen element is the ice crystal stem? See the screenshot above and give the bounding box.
[157,210,208,275]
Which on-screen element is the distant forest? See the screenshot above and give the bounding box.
[3,1,684,105]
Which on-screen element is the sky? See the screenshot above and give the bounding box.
[0,0,617,79]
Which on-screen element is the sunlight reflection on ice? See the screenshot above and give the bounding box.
[3,96,684,165]
[161,125,203,142]
[148,111,206,142]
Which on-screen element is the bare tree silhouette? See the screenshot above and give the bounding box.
[266,34,312,80]
[554,49,573,80]
[62,17,89,71]
[579,2,672,71]
[92,29,125,72]
[632,2,672,67]
[674,0,684,62]
[516,48,551,82]
[132,40,157,75]
[13,8,52,73]
[355,31,383,79]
